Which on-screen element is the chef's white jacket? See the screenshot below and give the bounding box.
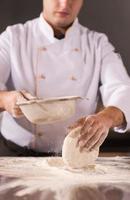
[0,14,130,153]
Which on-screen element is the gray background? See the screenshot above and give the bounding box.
[0,0,130,151]
[0,0,130,74]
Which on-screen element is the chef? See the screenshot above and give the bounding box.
[0,0,130,156]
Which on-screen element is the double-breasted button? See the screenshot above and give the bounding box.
[36,74,46,80]
[37,132,43,137]
[73,48,80,52]
[38,47,47,51]
[70,75,77,81]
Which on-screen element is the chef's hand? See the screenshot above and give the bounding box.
[0,90,36,118]
[69,106,126,151]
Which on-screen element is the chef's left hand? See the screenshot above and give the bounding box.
[77,113,112,151]
[69,106,126,152]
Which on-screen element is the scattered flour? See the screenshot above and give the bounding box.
[0,156,130,198]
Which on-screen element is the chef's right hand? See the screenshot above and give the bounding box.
[0,90,35,118]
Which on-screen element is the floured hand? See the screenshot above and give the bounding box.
[0,90,36,118]
[69,106,125,152]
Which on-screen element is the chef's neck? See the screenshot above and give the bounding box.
[54,26,72,39]
[43,17,73,39]
[53,26,68,39]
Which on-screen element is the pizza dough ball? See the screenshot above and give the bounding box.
[62,126,99,169]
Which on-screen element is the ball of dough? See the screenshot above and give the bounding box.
[62,126,99,169]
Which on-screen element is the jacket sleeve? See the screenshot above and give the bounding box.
[0,27,11,90]
[99,34,130,132]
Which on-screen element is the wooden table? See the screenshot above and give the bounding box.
[0,155,130,200]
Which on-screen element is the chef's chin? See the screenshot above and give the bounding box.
[53,17,74,29]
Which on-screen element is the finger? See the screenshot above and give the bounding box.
[12,110,24,118]
[69,126,81,138]
[79,128,103,152]
[68,117,86,131]
[77,126,93,147]
[20,90,36,100]
[13,108,23,115]
[14,104,21,109]
[13,107,23,117]
[16,92,28,104]
[77,121,101,147]
[90,131,108,151]
[84,128,103,151]
[80,116,95,135]
[14,105,23,112]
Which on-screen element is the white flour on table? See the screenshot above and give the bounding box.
[0,156,130,198]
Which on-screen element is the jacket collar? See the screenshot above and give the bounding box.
[38,13,80,44]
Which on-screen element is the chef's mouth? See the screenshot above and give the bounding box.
[55,11,70,17]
